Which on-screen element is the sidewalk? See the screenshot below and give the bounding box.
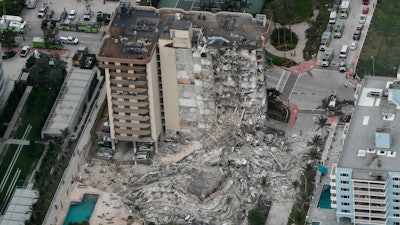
[265,22,309,64]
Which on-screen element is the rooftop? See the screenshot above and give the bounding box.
[41,69,95,138]
[0,188,39,225]
[98,4,267,62]
[338,76,400,180]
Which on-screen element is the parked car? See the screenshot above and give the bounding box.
[135,151,149,160]
[50,19,57,29]
[359,15,367,24]
[102,121,110,132]
[68,9,76,20]
[37,4,48,18]
[96,11,103,22]
[83,6,91,21]
[59,36,79,44]
[363,6,369,14]
[97,151,113,159]
[339,58,346,73]
[357,23,364,31]
[46,9,54,19]
[20,46,30,57]
[350,42,358,51]
[353,30,361,40]
[60,9,67,21]
[106,12,113,22]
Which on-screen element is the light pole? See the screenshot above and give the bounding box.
[301,172,307,194]
[371,55,375,76]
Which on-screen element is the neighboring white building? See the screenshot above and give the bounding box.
[331,76,400,225]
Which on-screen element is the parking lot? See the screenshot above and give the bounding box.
[316,0,373,73]
[16,0,121,61]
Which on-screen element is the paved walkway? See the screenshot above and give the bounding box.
[43,73,106,225]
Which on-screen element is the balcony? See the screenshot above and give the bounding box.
[112,93,148,100]
[115,128,151,136]
[355,218,385,225]
[112,101,149,107]
[354,197,385,204]
[114,121,150,129]
[110,71,146,79]
[111,86,148,93]
[354,190,386,197]
[110,79,148,87]
[113,114,150,121]
[113,107,149,114]
[354,182,386,190]
[354,204,386,211]
[354,211,386,218]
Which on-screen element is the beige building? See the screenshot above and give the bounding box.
[97,1,268,149]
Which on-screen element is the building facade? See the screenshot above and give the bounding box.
[0,44,5,99]
[97,2,268,148]
[331,76,400,225]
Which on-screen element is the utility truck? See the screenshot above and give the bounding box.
[340,0,350,18]
[0,15,24,31]
[32,37,63,49]
[319,31,332,51]
[321,47,334,67]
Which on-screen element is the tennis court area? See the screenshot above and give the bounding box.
[157,0,263,14]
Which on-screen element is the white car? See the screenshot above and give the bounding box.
[68,9,76,20]
[350,42,358,51]
[359,15,367,24]
[59,36,79,45]
[20,46,30,57]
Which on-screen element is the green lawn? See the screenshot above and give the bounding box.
[357,1,400,77]
[0,143,44,203]
[13,86,59,140]
[291,0,313,23]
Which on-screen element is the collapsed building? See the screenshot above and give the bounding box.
[97,1,268,149]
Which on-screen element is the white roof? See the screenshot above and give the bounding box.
[0,189,39,225]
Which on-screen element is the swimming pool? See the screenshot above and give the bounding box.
[317,185,332,209]
[63,194,99,225]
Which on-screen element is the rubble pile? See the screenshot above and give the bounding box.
[117,125,310,224]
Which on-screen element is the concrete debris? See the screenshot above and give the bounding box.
[76,122,310,225]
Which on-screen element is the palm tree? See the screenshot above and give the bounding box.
[314,116,329,137]
[307,134,324,150]
[240,0,252,13]
[264,1,279,43]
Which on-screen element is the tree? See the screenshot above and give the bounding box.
[247,207,267,225]
[267,88,281,102]
[1,28,17,49]
[314,116,329,137]
[307,134,324,150]
[240,0,252,13]
[42,26,59,49]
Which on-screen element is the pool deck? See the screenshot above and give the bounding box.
[58,184,130,225]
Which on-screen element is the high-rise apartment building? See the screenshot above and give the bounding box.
[331,76,400,225]
[97,2,268,148]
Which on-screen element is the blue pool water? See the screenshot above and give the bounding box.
[63,194,99,225]
[317,185,332,209]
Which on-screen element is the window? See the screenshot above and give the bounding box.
[342,209,350,213]
[394,206,400,210]
[341,188,349,191]
[394,177,400,181]
[395,192,400,196]
[341,180,349,184]
[341,202,350,206]
[394,199,400,203]
[394,222,400,225]
[394,184,400,189]
[341,195,350,199]
[395,214,400,217]
[340,173,349,177]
